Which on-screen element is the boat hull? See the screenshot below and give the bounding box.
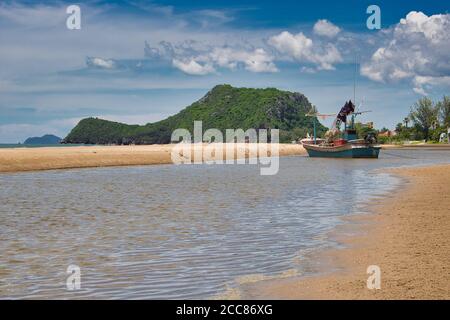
[303,143,381,158]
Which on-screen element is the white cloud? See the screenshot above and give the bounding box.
[0,2,66,27]
[412,75,450,96]
[0,2,247,79]
[313,19,341,38]
[209,47,278,73]
[269,31,313,59]
[268,31,342,70]
[191,9,234,28]
[147,41,278,74]
[172,59,215,75]
[361,11,450,95]
[300,66,317,74]
[86,57,116,69]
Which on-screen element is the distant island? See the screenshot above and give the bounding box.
[63,84,327,144]
[24,134,62,145]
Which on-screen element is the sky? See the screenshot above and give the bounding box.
[0,0,449,142]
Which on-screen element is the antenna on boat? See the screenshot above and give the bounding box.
[353,55,358,104]
[356,97,365,113]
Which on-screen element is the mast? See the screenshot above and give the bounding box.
[353,56,357,105]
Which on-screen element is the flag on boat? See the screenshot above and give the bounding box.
[337,100,355,123]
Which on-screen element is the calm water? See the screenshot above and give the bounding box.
[0,149,449,299]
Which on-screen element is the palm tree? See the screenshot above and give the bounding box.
[403,117,410,128]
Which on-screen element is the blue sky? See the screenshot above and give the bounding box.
[0,0,449,142]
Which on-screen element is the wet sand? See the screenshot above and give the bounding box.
[0,143,306,173]
[243,164,450,299]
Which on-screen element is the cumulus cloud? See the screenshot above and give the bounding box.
[268,31,342,70]
[361,11,450,95]
[146,41,278,74]
[313,19,341,38]
[172,59,215,75]
[412,76,450,95]
[86,57,116,69]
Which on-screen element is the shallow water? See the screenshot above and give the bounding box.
[0,144,85,148]
[0,149,449,299]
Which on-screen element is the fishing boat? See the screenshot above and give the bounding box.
[300,133,324,145]
[303,100,381,158]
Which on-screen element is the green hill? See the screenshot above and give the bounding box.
[63,84,327,144]
[24,134,62,144]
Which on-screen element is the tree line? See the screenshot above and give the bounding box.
[393,96,450,142]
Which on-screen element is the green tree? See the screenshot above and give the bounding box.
[355,122,376,139]
[409,97,438,141]
[436,96,450,129]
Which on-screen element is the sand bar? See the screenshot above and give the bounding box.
[2,143,444,173]
[0,143,306,173]
[242,163,450,299]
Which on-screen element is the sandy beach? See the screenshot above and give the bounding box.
[0,143,306,173]
[243,163,450,299]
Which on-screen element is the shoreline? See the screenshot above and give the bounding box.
[241,163,450,299]
[0,143,306,173]
[2,143,446,174]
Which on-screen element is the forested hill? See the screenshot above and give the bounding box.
[24,134,62,144]
[63,84,327,144]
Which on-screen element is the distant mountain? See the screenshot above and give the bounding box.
[63,84,327,144]
[24,134,62,145]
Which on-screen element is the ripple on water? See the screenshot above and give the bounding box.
[0,149,449,299]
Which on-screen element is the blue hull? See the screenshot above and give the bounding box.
[304,145,380,158]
